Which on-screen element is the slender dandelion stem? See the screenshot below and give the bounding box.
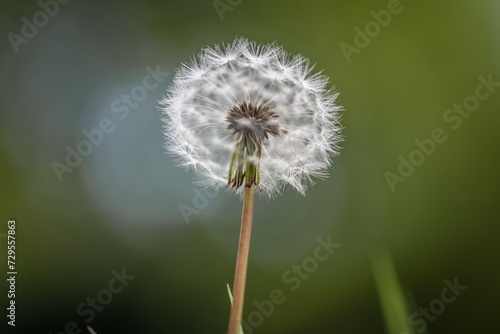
[227,185,255,334]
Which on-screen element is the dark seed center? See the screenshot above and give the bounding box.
[226,102,280,140]
[225,102,280,190]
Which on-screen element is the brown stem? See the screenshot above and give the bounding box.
[227,186,255,334]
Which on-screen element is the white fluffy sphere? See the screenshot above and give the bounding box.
[160,37,342,198]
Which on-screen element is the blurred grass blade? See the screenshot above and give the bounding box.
[371,247,415,334]
[226,284,244,334]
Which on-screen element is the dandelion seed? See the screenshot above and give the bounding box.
[160,37,342,198]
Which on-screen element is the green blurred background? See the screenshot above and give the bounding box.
[1,0,499,333]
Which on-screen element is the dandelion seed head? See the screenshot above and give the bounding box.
[160,37,343,198]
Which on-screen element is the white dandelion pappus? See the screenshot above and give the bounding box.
[160,38,342,198]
